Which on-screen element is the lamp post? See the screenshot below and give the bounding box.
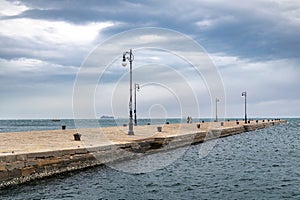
[242,91,247,124]
[122,49,134,135]
[134,83,140,126]
[215,98,220,122]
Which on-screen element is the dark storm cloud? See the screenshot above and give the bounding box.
[8,0,155,24]
[7,0,300,61]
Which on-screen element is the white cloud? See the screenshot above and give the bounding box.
[196,15,236,30]
[0,18,114,45]
[210,54,242,67]
[138,34,169,43]
[0,57,78,75]
[0,0,29,16]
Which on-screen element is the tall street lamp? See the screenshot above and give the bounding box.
[122,49,134,135]
[215,98,220,122]
[134,83,140,126]
[242,91,247,124]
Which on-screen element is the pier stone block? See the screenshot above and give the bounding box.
[0,171,9,181]
[25,160,37,167]
[8,169,21,178]
[16,154,27,161]
[37,158,62,167]
[5,161,25,171]
[5,155,17,163]
[21,167,35,177]
[0,165,6,172]
[74,148,89,154]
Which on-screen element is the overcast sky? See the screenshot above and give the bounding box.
[0,0,299,119]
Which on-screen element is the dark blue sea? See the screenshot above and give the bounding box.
[0,118,299,199]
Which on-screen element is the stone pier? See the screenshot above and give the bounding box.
[0,119,286,188]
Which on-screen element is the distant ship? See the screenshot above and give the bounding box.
[52,119,61,122]
[100,115,114,119]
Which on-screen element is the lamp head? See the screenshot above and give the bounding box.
[122,55,127,67]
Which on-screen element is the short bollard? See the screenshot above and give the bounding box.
[197,124,201,129]
[256,120,258,123]
[157,127,162,132]
[202,121,205,123]
[123,124,127,127]
[221,122,224,126]
[73,133,81,141]
[263,120,265,122]
[236,121,239,125]
[166,122,170,124]
[62,125,66,130]
[248,120,250,124]
[147,123,151,125]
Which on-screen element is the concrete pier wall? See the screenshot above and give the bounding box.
[0,143,144,188]
[0,120,286,188]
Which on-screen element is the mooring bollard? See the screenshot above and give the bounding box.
[197,124,201,129]
[123,124,127,127]
[166,122,170,124]
[248,120,250,124]
[256,120,258,123]
[202,120,205,123]
[62,125,66,130]
[221,122,224,126]
[263,120,265,122]
[73,133,81,141]
[236,121,239,125]
[147,123,151,125]
[157,126,162,132]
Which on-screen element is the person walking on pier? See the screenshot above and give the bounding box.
[187,116,193,123]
